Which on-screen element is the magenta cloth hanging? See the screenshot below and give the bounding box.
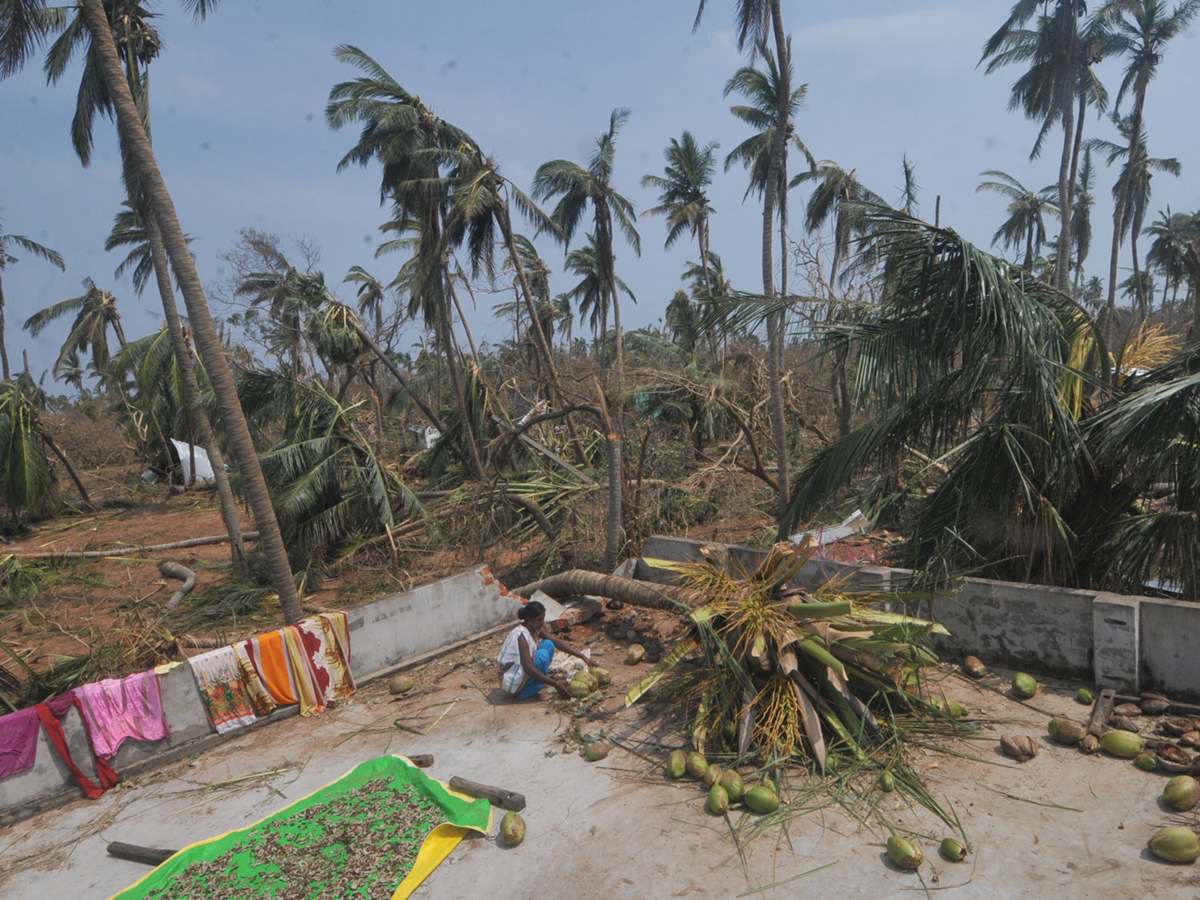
[0,707,40,779]
[73,671,169,759]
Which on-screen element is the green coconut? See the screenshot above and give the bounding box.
[568,680,590,699]
[1012,673,1038,699]
[721,721,737,742]
[707,783,730,815]
[719,770,744,802]
[1148,826,1200,863]
[879,771,896,792]
[704,764,724,789]
[499,811,526,847]
[939,838,968,862]
[887,836,924,869]
[1076,688,1094,705]
[388,675,415,695]
[1135,751,1158,772]
[665,749,687,779]
[626,644,646,665]
[743,785,780,814]
[592,667,611,686]
[585,742,610,762]
[1163,776,1200,811]
[686,751,709,780]
[1100,729,1144,758]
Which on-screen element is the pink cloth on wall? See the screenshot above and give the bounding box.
[73,671,169,759]
[0,707,40,779]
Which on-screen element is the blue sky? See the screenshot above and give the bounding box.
[3,1,1198,385]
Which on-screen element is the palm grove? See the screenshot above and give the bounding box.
[3,0,1200,631]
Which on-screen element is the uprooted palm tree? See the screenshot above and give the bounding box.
[237,369,421,576]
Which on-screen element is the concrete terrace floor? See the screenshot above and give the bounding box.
[3,629,1200,900]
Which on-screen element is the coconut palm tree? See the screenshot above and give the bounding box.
[641,131,718,294]
[1145,207,1192,311]
[1095,0,1199,313]
[104,202,193,295]
[24,277,127,379]
[561,234,637,352]
[1072,147,1097,292]
[1089,114,1181,314]
[326,45,487,480]
[983,0,1091,292]
[795,162,886,286]
[532,108,641,373]
[0,208,64,380]
[3,0,300,619]
[976,170,1062,271]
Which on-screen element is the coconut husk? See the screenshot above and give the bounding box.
[1141,691,1170,703]
[1000,734,1039,763]
[1114,703,1142,717]
[1141,698,1171,716]
[1108,715,1141,733]
[1162,717,1193,736]
[1182,732,1200,748]
[1158,744,1195,774]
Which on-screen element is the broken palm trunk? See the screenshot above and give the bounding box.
[548,540,947,772]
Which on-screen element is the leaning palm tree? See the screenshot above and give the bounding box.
[0,208,65,381]
[1095,0,1199,313]
[795,162,886,286]
[641,131,719,294]
[2,0,300,620]
[1089,114,1181,315]
[982,0,1092,291]
[976,170,1062,271]
[532,108,641,373]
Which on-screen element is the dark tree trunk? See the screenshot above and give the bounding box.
[78,0,302,624]
[0,279,9,380]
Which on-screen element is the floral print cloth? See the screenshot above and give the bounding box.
[188,647,258,734]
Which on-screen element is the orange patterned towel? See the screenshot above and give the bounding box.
[238,630,297,708]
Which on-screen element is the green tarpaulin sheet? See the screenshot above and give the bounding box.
[107,755,493,900]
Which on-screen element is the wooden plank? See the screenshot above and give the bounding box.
[448,776,526,812]
[1087,688,1116,737]
[407,754,434,768]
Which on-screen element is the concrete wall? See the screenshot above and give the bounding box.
[0,565,513,825]
[640,535,1200,701]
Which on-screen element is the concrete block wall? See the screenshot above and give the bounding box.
[640,535,1200,701]
[0,565,513,825]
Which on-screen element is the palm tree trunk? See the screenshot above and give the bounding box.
[78,0,302,624]
[1131,229,1146,315]
[764,0,791,521]
[348,317,447,434]
[143,209,246,574]
[1053,51,1077,292]
[445,271,483,367]
[41,430,92,511]
[0,279,10,381]
[437,284,485,480]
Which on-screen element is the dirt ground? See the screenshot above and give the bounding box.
[3,614,1199,900]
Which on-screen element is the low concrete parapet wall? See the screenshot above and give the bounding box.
[0,565,516,826]
[640,535,1200,701]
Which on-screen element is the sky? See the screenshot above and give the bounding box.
[2,0,1199,387]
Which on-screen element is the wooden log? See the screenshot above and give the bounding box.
[107,841,177,866]
[448,776,526,811]
[20,532,259,560]
[1088,688,1116,737]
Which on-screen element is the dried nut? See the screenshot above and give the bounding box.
[1141,690,1170,703]
[1113,703,1142,717]
[1182,732,1200,748]
[1158,744,1194,771]
[962,656,987,678]
[1141,698,1171,715]
[1081,734,1101,754]
[1052,719,1086,745]
[1108,715,1141,733]
[1000,735,1039,762]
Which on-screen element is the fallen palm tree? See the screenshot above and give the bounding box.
[530,540,951,772]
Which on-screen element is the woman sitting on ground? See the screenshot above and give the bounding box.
[497,601,593,699]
